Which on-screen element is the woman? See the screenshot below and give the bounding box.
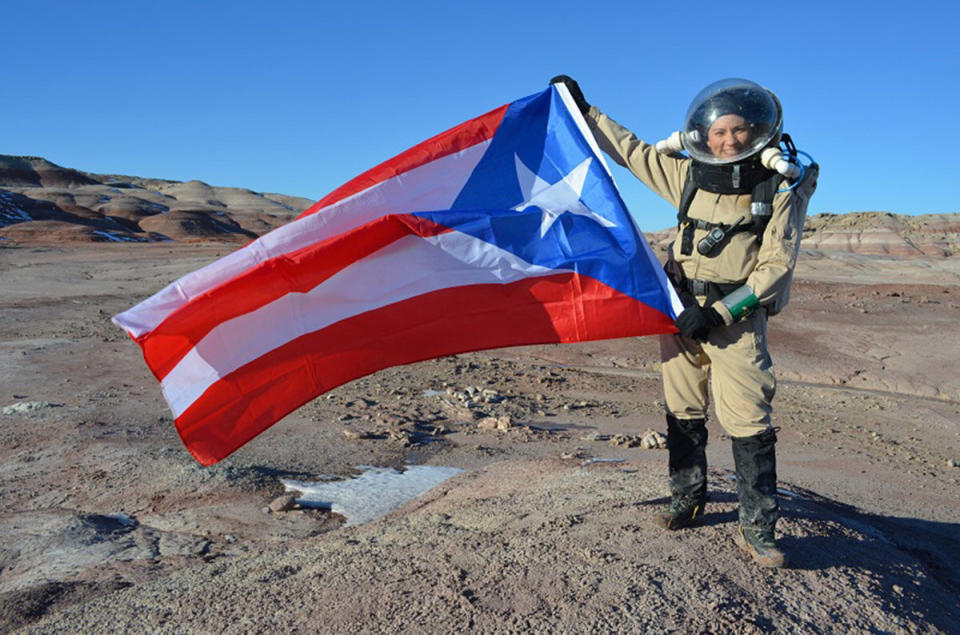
[551,75,819,568]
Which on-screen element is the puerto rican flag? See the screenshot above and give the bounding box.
[113,84,683,466]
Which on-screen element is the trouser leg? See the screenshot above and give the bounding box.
[703,311,775,438]
[659,332,710,420]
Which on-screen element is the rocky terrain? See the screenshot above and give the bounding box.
[1,157,959,632]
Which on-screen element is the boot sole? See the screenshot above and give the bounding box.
[734,527,787,568]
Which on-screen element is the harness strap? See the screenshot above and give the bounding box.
[677,166,782,254]
[682,278,746,299]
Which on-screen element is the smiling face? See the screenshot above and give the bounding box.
[706,114,755,160]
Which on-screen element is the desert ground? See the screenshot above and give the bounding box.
[1,239,958,634]
[2,156,959,633]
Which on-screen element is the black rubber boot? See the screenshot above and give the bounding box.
[654,415,707,530]
[732,428,785,567]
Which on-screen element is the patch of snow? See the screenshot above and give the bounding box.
[91,230,144,243]
[580,457,626,466]
[282,465,463,526]
[104,512,138,527]
[2,401,63,415]
[0,190,33,225]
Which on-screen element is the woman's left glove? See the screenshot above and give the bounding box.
[549,75,590,115]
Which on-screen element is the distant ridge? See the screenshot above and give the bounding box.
[2,155,958,256]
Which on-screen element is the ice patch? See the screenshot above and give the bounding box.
[0,190,33,225]
[777,487,805,500]
[2,401,63,415]
[281,465,463,526]
[580,457,626,466]
[91,230,139,242]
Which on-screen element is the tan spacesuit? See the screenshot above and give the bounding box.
[553,76,818,567]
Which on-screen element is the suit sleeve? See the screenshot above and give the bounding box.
[744,165,820,308]
[585,106,687,207]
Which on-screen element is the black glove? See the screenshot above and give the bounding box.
[550,75,589,115]
[674,305,724,342]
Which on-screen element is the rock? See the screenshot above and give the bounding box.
[477,418,497,430]
[641,430,668,450]
[342,429,374,440]
[268,494,298,513]
[948,459,958,468]
[388,429,413,443]
[477,416,514,431]
[481,389,504,403]
[158,533,211,557]
[610,434,641,448]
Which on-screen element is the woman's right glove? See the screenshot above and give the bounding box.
[674,304,724,342]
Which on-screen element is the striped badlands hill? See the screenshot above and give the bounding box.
[645,212,960,258]
[3,155,958,256]
[802,212,960,257]
[0,155,313,244]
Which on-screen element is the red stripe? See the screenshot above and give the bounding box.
[296,103,509,219]
[140,214,453,382]
[174,274,675,465]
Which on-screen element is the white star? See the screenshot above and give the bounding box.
[512,154,616,238]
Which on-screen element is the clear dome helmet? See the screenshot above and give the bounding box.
[681,78,783,165]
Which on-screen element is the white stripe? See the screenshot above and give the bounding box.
[161,231,564,418]
[554,83,682,318]
[112,140,492,339]
[553,82,613,179]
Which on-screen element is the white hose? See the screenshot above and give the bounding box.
[760,147,802,179]
[655,131,684,155]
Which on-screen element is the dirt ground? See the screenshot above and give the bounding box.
[1,243,958,633]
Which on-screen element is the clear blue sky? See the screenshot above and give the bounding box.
[3,0,957,230]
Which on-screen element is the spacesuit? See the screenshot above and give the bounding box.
[553,76,818,567]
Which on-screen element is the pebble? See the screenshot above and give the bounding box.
[268,494,298,513]
[948,459,958,468]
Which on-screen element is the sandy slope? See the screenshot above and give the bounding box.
[1,243,958,633]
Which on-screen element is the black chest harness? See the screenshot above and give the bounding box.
[677,159,782,257]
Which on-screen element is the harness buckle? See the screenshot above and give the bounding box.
[688,279,708,296]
